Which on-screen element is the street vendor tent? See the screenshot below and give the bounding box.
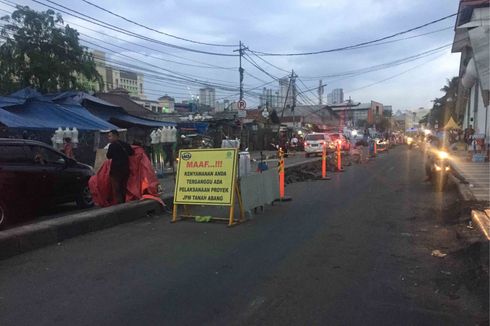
[53,91,176,129]
[443,117,459,130]
[0,88,118,130]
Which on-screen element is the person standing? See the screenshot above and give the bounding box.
[290,134,299,156]
[106,130,134,204]
[62,137,75,159]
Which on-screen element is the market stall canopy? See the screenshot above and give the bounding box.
[0,88,118,130]
[443,117,460,130]
[0,101,119,130]
[55,91,176,128]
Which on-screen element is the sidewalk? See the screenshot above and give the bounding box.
[450,150,490,202]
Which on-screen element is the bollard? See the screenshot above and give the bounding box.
[374,141,377,156]
[277,147,292,202]
[279,147,285,198]
[336,141,344,172]
[320,142,331,180]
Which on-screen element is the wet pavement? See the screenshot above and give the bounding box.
[0,146,487,325]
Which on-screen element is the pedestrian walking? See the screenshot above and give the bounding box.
[464,125,475,149]
[290,134,299,156]
[106,130,134,204]
[62,137,75,159]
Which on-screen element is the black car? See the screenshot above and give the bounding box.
[0,138,94,228]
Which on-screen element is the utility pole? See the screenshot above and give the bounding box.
[291,70,297,130]
[318,80,324,105]
[233,41,246,148]
[237,41,244,101]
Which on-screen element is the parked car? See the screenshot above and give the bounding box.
[0,138,94,228]
[327,133,351,151]
[304,133,333,157]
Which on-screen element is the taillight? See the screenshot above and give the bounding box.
[305,142,309,146]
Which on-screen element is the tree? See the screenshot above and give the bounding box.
[425,77,459,126]
[0,6,102,94]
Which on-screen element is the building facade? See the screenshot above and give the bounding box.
[260,88,281,108]
[199,87,216,109]
[92,50,145,98]
[279,77,294,108]
[452,1,489,140]
[327,88,344,105]
[133,95,175,114]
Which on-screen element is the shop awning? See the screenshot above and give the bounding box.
[53,91,176,128]
[86,104,176,128]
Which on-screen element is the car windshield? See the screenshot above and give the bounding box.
[305,134,325,141]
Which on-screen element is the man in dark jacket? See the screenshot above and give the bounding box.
[106,130,134,204]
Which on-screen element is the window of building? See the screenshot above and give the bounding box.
[140,83,143,94]
[376,106,379,114]
[115,79,119,87]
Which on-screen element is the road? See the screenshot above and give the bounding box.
[0,146,487,325]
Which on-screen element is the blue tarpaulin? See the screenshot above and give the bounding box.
[0,88,174,130]
[55,91,176,128]
[0,99,118,131]
[177,122,209,134]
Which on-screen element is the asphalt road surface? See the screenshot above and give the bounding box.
[0,146,487,325]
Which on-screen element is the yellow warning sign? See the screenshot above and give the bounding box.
[174,148,238,206]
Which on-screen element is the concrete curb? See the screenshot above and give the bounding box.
[449,173,476,202]
[0,199,166,260]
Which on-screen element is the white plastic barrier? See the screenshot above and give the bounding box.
[239,151,251,177]
[222,139,240,148]
[239,169,279,212]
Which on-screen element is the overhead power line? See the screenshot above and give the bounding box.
[300,43,451,80]
[346,53,447,93]
[246,49,290,73]
[27,0,237,56]
[0,5,238,71]
[249,13,457,56]
[80,0,236,48]
[243,53,280,81]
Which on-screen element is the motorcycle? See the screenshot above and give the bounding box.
[406,137,413,150]
[430,150,451,192]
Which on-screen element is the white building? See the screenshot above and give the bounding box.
[279,77,294,108]
[93,50,145,98]
[199,87,216,108]
[260,87,281,108]
[327,88,344,105]
[452,1,490,141]
[133,95,175,113]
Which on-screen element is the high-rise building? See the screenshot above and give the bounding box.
[279,77,294,108]
[327,88,344,105]
[199,87,216,108]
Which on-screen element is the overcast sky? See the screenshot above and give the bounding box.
[0,0,461,111]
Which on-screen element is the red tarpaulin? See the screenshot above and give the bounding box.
[89,146,164,207]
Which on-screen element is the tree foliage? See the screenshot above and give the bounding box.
[425,77,459,126]
[0,6,102,94]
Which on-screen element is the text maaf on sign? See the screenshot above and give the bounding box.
[174,148,238,206]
